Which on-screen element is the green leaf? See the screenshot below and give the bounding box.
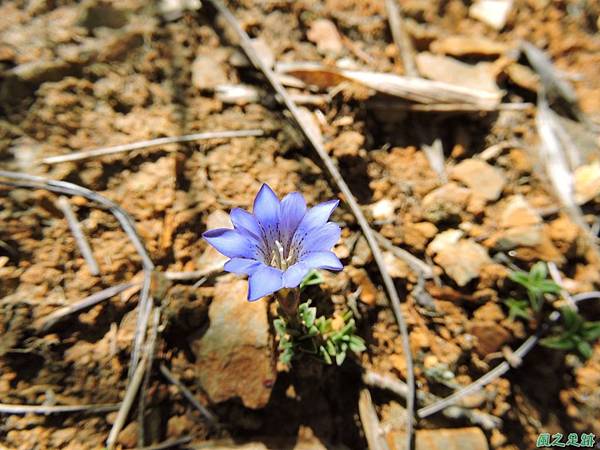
[335,350,346,366]
[320,345,332,364]
[508,271,531,287]
[302,306,317,328]
[300,269,324,290]
[273,318,286,337]
[576,340,593,359]
[504,298,530,321]
[540,335,576,350]
[582,321,600,341]
[561,307,583,333]
[349,335,367,353]
[326,339,337,356]
[280,347,294,364]
[530,261,548,280]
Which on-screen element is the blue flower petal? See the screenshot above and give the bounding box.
[224,257,262,275]
[294,199,339,237]
[282,262,309,288]
[248,265,283,301]
[279,192,306,242]
[253,184,280,230]
[230,208,262,240]
[203,228,256,259]
[301,251,343,271]
[299,222,341,253]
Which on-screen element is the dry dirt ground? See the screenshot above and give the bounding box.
[0,1,599,449]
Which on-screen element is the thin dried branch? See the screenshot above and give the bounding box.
[205,2,417,447]
[36,282,138,333]
[536,96,600,257]
[0,170,154,382]
[374,232,433,278]
[547,261,577,311]
[363,370,502,430]
[40,129,265,165]
[138,307,161,447]
[0,402,120,415]
[358,389,391,450]
[384,0,418,77]
[159,363,219,427]
[276,62,502,108]
[56,196,100,275]
[107,303,158,450]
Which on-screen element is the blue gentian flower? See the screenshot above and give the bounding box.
[203,184,343,301]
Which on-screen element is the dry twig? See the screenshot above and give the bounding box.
[40,129,265,165]
[138,307,162,447]
[0,170,154,381]
[358,389,391,450]
[36,282,138,333]
[363,370,502,430]
[159,363,219,427]
[384,0,418,77]
[374,232,433,279]
[0,403,120,415]
[56,196,100,275]
[205,2,418,447]
[107,303,159,450]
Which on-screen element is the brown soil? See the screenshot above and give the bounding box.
[0,1,599,449]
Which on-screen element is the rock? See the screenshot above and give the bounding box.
[427,229,464,256]
[403,222,439,251]
[434,240,492,287]
[422,183,471,223]
[190,277,275,409]
[351,235,373,266]
[371,198,396,221]
[492,195,543,249]
[473,302,506,322]
[387,427,489,450]
[383,251,410,279]
[117,421,138,448]
[469,0,513,30]
[451,160,506,201]
[348,267,379,305]
[416,53,501,94]
[307,19,343,54]
[159,0,201,21]
[192,53,229,90]
[574,161,600,205]
[468,322,511,357]
[430,35,508,57]
[329,130,364,158]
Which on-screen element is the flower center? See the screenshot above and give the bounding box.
[269,239,297,270]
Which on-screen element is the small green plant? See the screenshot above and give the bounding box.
[507,261,600,360]
[541,307,600,359]
[274,299,366,366]
[508,261,561,312]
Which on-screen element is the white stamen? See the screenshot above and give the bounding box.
[274,240,286,270]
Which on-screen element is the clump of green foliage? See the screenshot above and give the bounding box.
[274,300,366,366]
[541,307,600,359]
[506,261,600,359]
